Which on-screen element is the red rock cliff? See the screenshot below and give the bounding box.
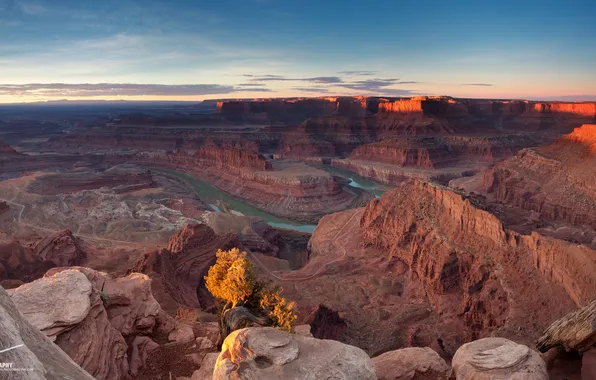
[360,181,596,343]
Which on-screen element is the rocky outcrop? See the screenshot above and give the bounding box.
[200,213,282,255]
[10,270,93,340]
[305,304,347,341]
[0,241,54,284]
[452,124,596,237]
[537,298,596,353]
[360,181,596,341]
[11,269,129,379]
[9,267,179,380]
[195,141,272,171]
[451,338,548,380]
[373,347,450,380]
[133,224,239,313]
[288,180,596,356]
[33,230,86,267]
[212,327,376,380]
[0,285,95,380]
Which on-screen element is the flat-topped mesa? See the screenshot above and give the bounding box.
[533,102,596,117]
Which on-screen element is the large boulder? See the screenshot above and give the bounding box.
[10,270,92,340]
[0,285,95,380]
[451,338,548,380]
[9,267,175,380]
[213,327,376,380]
[11,269,129,380]
[373,347,450,380]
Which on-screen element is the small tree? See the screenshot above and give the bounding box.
[205,248,257,308]
[205,248,297,335]
[260,285,297,332]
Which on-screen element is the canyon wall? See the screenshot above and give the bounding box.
[454,124,596,233]
[358,180,596,348]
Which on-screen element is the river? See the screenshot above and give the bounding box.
[152,166,388,234]
[152,168,318,233]
[315,165,389,198]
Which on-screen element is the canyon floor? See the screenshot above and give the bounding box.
[1,96,595,379]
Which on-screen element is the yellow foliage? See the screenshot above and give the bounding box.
[205,248,297,332]
[260,286,297,332]
[205,248,257,307]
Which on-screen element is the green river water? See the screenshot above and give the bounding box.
[152,166,388,233]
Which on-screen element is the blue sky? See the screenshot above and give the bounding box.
[0,0,595,102]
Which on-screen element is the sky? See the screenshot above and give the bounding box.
[0,0,595,103]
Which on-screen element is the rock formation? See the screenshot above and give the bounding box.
[212,327,376,380]
[451,338,548,380]
[133,223,240,313]
[537,298,596,353]
[33,230,86,267]
[452,124,596,239]
[9,267,183,380]
[281,180,596,357]
[304,304,347,341]
[0,240,54,285]
[372,347,450,380]
[0,285,95,380]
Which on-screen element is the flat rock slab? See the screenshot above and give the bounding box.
[10,270,92,333]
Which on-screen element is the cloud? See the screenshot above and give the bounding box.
[336,78,401,91]
[461,83,494,87]
[0,83,273,97]
[337,71,378,76]
[245,75,343,84]
[292,87,330,93]
[237,83,268,87]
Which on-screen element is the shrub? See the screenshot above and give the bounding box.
[205,248,257,308]
[205,248,297,332]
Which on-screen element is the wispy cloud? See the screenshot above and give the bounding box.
[0,83,273,97]
[246,75,343,84]
[337,70,378,76]
[292,87,330,93]
[461,83,494,87]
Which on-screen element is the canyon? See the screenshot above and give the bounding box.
[1,96,595,379]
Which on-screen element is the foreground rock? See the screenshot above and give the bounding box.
[10,267,182,380]
[373,347,450,380]
[537,298,596,353]
[213,327,376,380]
[0,285,95,380]
[452,338,548,380]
